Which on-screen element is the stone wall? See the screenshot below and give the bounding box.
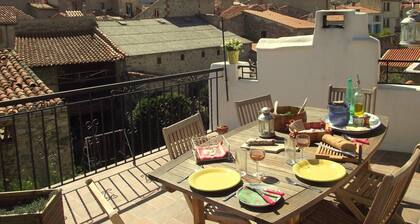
[0,107,72,189]
[244,13,313,42]
[244,0,328,12]
[15,16,97,35]
[0,0,29,13]
[201,14,246,37]
[125,45,251,74]
[31,66,61,92]
[0,25,15,49]
[28,6,59,19]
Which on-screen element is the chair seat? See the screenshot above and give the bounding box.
[302,200,360,224]
[341,168,384,202]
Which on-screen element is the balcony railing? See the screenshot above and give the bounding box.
[0,68,224,191]
[378,59,420,85]
[238,65,258,80]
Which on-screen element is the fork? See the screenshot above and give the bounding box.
[285,177,322,193]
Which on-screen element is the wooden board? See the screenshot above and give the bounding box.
[315,142,361,163]
[148,107,389,224]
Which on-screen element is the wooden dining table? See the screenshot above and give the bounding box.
[148,107,389,224]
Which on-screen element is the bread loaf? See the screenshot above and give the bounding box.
[246,138,276,146]
[322,134,356,152]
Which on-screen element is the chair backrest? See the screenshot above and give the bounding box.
[162,113,206,160]
[364,144,420,224]
[235,94,273,126]
[86,179,125,224]
[328,84,377,114]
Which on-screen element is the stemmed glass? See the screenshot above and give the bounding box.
[295,134,310,161]
[249,148,265,179]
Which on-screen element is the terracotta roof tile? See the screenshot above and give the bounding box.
[380,48,420,68]
[15,29,125,67]
[0,49,61,115]
[243,10,314,29]
[0,6,33,25]
[337,4,381,14]
[220,4,266,19]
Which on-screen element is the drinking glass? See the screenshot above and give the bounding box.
[285,137,297,166]
[249,148,265,179]
[295,134,310,161]
[235,148,248,176]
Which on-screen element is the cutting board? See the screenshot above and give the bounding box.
[241,143,285,154]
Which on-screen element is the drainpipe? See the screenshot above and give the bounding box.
[221,17,229,101]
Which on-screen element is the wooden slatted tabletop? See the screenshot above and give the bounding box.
[148,107,389,224]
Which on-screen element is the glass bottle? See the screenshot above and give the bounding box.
[353,75,365,117]
[345,78,354,115]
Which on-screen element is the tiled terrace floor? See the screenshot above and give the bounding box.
[61,149,420,224]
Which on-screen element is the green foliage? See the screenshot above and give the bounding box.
[370,28,392,38]
[225,39,243,51]
[131,92,208,149]
[0,193,52,215]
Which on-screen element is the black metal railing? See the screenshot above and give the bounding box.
[0,68,224,191]
[378,59,420,85]
[238,65,258,80]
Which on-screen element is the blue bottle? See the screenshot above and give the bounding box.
[345,78,354,115]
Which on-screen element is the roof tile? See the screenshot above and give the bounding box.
[0,6,33,25]
[243,10,314,29]
[381,48,420,68]
[0,49,61,115]
[15,29,125,67]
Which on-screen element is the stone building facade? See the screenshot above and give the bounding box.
[135,0,234,19]
[242,0,329,13]
[98,17,251,75]
[359,0,400,34]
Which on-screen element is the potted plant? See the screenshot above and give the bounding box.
[225,38,243,64]
[0,189,64,224]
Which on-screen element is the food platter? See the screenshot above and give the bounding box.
[325,112,381,135]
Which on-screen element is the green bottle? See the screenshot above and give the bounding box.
[345,78,354,115]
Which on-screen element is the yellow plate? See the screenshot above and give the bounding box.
[188,167,241,192]
[292,159,346,182]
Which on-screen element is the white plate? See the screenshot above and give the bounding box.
[325,112,381,135]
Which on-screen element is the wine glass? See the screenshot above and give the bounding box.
[295,134,310,161]
[249,148,265,179]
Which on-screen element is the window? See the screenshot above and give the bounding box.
[100,2,105,10]
[126,3,133,17]
[217,49,220,56]
[180,54,185,61]
[368,24,372,33]
[383,2,390,12]
[154,9,160,18]
[383,18,390,28]
[374,15,380,22]
[260,31,267,38]
[201,51,205,58]
[157,57,162,64]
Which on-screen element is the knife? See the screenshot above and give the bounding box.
[248,184,285,197]
[316,142,357,158]
[245,186,276,205]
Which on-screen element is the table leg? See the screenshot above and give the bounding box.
[191,197,205,224]
[287,214,300,224]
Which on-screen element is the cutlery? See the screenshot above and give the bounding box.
[247,185,285,197]
[285,177,322,193]
[246,186,276,205]
[343,135,369,145]
[223,191,237,201]
[177,167,202,183]
[316,142,357,158]
[297,97,308,114]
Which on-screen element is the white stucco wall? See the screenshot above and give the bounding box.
[209,10,419,153]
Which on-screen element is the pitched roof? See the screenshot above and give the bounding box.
[15,29,125,67]
[98,17,251,56]
[243,10,315,29]
[220,4,265,19]
[380,48,420,68]
[0,6,33,25]
[55,10,85,17]
[337,4,381,14]
[0,49,61,115]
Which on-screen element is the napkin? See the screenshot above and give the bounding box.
[195,143,228,162]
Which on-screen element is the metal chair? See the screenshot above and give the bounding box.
[235,94,273,126]
[328,84,377,114]
[86,179,125,224]
[162,113,250,224]
[302,144,420,224]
